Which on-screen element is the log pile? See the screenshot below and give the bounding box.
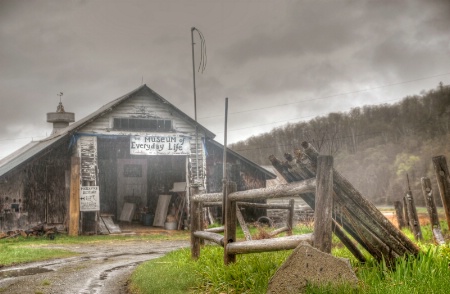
[270,142,420,263]
[0,224,64,239]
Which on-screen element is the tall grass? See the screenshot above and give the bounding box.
[130,221,450,294]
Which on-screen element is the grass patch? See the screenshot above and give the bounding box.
[0,243,76,266]
[130,221,450,294]
[0,231,190,267]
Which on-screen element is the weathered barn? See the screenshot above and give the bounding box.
[0,85,275,233]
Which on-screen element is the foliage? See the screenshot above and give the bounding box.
[230,83,450,205]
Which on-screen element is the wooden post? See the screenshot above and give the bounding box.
[402,197,410,227]
[432,155,450,230]
[301,142,420,259]
[404,191,423,241]
[236,205,252,241]
[314,156,333,253]
[287,199,295,236]
[394,201,406,229]
[224,181,237,265]
[421,177,445,244]
[69,157,80,236]
[190,185,201,260]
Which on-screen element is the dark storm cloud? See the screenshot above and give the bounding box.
[1,0,450,158]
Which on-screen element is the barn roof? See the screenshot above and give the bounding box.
[206,139,276,179]
[0,84,215,177]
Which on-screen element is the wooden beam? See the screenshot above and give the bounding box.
[314,155,333,253]
[193,231,224,246]
[224,181,237,265]
[432,155,450,230]
[421,177,445,244]
[226,233,313,254]
[69,157,80,236]
[190,185,201,260]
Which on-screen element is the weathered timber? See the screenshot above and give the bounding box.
[236,202,292,210]
[269,226,290,237]
[193,231,224,246]
[432,155,450,230]
[273,153,376,260]
[331,221,366,262]
[202,201,223,207]
[314,156,334,253]
[394,201,406,229]
[190,185,202,260]
[405,191,423,241]
[236,206,252,241]
[301,141,420,258]
[226,233,313,254]
[224,181,237,265]
[421,177,445,244]
[227,178,316,202]
[69,157,80,236]
[287,198,294,235]
[191,192,222,203]
[205,226,224,233]
[403,197,410,227]
[286,151,399,260]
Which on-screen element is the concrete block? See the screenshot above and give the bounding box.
[267,242,358,294]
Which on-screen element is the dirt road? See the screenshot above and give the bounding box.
[0,239,189,294]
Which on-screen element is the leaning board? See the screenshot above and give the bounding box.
[153,195,172,226]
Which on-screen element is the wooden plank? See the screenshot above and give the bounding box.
[119,203,136,222]
[153,195,172,226]
[98,217,109,234]
[101,216,121,234]
[69,157,80,236]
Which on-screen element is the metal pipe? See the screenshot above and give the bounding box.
[191,27,200,183]
[222,98,228,224]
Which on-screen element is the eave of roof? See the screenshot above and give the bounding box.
[206,139,276,179]
[0,84,215,178]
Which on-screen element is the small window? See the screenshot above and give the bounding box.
[113,118,172,132]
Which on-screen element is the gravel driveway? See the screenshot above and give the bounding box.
[0,239,189,294]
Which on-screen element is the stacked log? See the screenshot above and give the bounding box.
[270,142,420,263]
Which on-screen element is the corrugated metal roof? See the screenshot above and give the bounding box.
[0,84,215,178]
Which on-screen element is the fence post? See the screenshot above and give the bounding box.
[224,181,237,265]
[190,184,201,260]
[287,199,295,236]
[432,155,450,230]
[421,177,445,244]
[404,191,423,241]
[314,155,333,253]
[394,201,406,229]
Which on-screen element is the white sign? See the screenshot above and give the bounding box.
[80,186,100,211]
[130,134,191,155]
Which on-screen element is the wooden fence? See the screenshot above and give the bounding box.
[191,143,423,265]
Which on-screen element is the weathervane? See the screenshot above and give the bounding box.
[56,92,65,113]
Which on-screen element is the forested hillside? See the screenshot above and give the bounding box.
[230,83,450,205]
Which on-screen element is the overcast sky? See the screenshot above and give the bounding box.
[1,0,449,159]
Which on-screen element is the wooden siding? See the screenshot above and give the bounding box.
[77,93,206,183]
[0,139,70,230]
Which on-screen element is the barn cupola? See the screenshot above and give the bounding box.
[46,92,75,134]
